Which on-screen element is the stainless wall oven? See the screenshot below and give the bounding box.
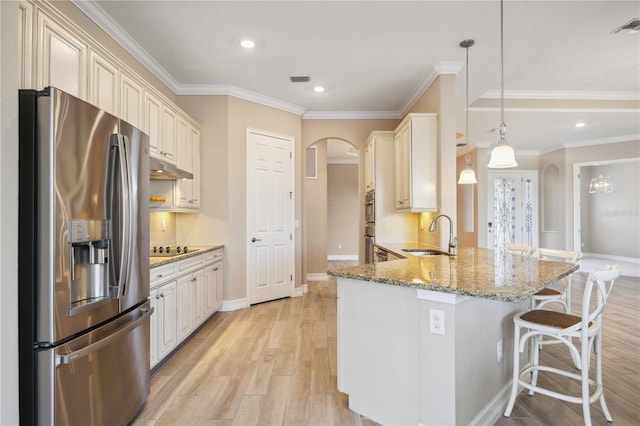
[364,190,375,263]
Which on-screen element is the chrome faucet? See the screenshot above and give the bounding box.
[428,214,457,254]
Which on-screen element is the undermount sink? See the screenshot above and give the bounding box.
[402,249,453,257]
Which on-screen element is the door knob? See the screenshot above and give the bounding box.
[251,237,261,243]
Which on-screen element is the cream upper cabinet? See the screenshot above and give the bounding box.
[364,140,375,192]
[188,126,201,208]
[161,104,177,165]
[394,113,438,212]
[36,10,87,98]
[146,89,180,165]
[145,90,164,161]
[18,1,34,89]
[176,116,191,171]
[88,49,119,115]
[175,122,201,210]
[120,72,144,129]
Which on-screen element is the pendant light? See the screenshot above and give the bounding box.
[458,39,478,185]
[488,0,518,168]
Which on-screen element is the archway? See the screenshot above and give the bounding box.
[304,138,360,280]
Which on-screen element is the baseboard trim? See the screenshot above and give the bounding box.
[327,255,359,261]
[293,284,308,297]
[470,380,513,425]
[583,253,640,264]
[219,298,249,312]
[307,273,330,281]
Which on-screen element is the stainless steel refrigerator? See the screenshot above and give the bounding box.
[18,87,152,425]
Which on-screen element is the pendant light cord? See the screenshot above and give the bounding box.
[465,43,470,164]
[500,0,505,129]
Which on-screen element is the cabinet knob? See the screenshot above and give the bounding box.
[160,293,165,298]
[157,274,163,278]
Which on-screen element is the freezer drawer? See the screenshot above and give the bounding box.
[36,302,152,425]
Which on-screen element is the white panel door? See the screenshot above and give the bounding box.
[247,129,294,304]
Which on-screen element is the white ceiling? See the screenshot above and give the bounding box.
[77,1,640,154]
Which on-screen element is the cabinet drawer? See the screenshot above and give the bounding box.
[204,249,223,265]
[177,254,204,274]
[150,263,177,287]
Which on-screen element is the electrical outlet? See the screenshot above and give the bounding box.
[338,243,342,249]
[497,339,503,362]
[429,309,445,335]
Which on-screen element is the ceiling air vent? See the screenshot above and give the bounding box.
[290,76,311,83]
[611,18,640,34]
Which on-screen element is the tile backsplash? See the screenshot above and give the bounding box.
[417,212,441,247]
[150,212,177,247]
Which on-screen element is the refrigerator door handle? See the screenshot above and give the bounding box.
[56,306,153,366]
[107,134,132,299]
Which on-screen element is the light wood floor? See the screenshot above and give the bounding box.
[134,267,639,426]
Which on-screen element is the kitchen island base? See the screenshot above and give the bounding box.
[337,277,529,426]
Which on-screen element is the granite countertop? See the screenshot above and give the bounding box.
[329,246,578,303]
[150,244,224,268]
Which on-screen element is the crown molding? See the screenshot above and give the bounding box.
[476,133,640,156]
[481,90,640,101]
[178,84,306,116]
[71,0,181,93]
[433,61,464,75]
[302,110,402,120]
[468,107,640,113]
[398,67,439,117]
[561,133,640,150]
[397,62,463,117]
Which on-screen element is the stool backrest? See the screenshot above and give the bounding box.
[537,248,582,265]
[579,265,620,335]
[508,244,535,257]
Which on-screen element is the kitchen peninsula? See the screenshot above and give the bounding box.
[329,247,578,426]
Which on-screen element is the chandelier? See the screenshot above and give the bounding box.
[589,175,614,193]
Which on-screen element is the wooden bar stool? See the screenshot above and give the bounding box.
[503,265,620,426]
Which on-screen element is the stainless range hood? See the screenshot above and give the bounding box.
[149,157,193,180]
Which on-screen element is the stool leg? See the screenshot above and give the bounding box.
[529,334,540,396]
[581,336,592,426]
[504,324,521,417]
[595,332,613,422]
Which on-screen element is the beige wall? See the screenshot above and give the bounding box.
[305,141,328,275]
[456,149,478,248]
[563,140,640,250]
[539,149,566,249]
[302,119,399,272]
[408,74,458,250]
[327,163,359,257]
[580,161,640,258]
[178,95,302,301]
[1,1,20,422]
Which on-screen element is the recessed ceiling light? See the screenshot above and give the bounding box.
[240,39,255,49]
[313,86,325,93]
[575,122,586,128]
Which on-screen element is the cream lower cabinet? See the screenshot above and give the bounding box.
[151,249,224,368]
[204,249,224,316]
[150,280,177,369]
[176,267,205,342]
